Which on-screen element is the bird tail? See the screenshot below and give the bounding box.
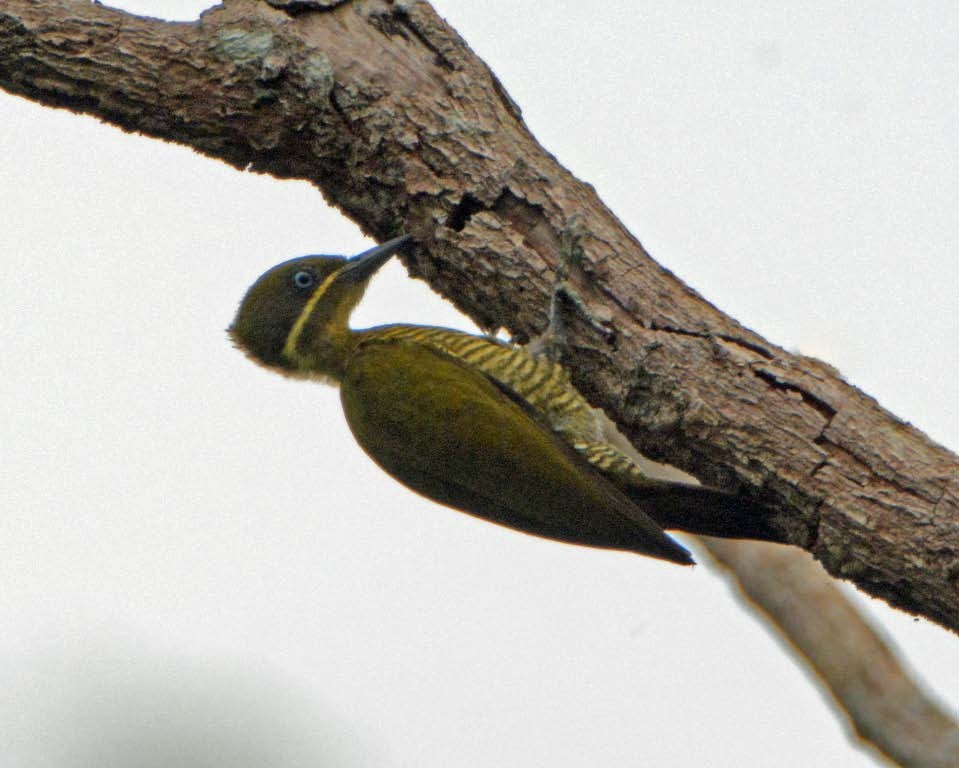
[623,481,779,542]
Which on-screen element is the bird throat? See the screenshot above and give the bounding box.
[281,271,366,383]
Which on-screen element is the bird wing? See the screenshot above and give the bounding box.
[340,338,692,565]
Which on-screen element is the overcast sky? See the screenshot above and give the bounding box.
[2,2,958,766]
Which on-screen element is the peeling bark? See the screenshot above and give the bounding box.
[1,0,956,634]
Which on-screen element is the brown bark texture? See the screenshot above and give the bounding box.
[1,0,956,627]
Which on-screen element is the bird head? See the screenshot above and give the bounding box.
[229,235,411,374]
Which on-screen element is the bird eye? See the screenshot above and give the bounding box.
[292,269,316,290]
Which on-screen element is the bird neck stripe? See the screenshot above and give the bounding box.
[282,269,342,360]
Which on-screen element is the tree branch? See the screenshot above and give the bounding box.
[5,1,958,762]
[701,538,959,768]
[1,0,955,628]
[0,0,959,630]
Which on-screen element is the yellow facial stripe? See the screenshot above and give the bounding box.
[282,268,342,362]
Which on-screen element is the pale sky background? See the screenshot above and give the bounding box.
[2,2,958,766]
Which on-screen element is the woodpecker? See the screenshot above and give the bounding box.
[230,235,734,565]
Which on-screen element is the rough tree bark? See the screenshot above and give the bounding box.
[2,1,957,764]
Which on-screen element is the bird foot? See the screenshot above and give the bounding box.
[528,215,615,362]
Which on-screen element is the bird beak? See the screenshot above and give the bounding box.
[338,234,412,283]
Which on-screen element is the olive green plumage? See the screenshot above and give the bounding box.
[230,236,696,565]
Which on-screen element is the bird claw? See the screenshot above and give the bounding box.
[532,215,615,362]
